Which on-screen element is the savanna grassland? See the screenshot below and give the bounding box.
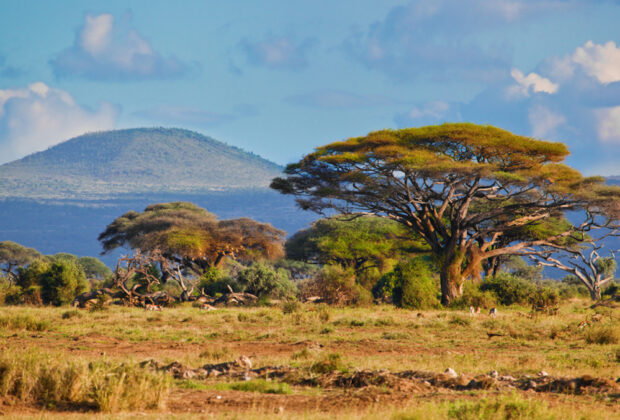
[0,300,618,419]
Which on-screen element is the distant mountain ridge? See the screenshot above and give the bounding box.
[0,128,283,199]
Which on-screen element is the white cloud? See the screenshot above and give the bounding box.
[508,68,559,98]
[572,41,620,84]
[50,13,188,80]
[0,83,117,164]
[528,105,565,138]
[596,106,620,143]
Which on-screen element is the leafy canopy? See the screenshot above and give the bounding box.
[286,214,428,273]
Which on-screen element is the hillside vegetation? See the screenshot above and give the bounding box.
[0,128,283,199]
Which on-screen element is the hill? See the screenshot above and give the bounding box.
[0,128,283,199]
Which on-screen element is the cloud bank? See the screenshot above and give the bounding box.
[50,13,189,81]
[0,83,118,164]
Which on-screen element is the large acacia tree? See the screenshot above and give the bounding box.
[271,123,619,305]
[98,202,285,277]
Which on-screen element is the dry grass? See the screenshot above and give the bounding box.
[0,300,618,417]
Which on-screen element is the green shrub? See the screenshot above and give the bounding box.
[451,282,496,309]
[530,286,559,309]
[373,258,439,309]
[198,267,238,296]
[480,273,536,306]
[236,262,297,298]
[0,282,23,305]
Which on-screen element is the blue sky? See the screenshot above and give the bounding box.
[1,0,619,175]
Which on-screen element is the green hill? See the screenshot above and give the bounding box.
[0,128,283,199]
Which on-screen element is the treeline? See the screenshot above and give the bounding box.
[1,206,616,309]
[0,241,111,305]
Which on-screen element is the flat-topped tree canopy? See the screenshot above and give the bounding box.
[271,123,620,305]
[99,202,285,276]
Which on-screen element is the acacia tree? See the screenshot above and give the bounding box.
[0,241,42,285]
[98,202,285,278]
[271,123,620,305]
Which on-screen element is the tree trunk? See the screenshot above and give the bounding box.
[439,251,465,306]
[590,284,602,301]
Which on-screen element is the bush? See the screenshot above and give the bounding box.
[480,273,536,306]
[373,258,439,309]
[198,267,238,296]
[530,286,560,309]
[451,282,496,309]
[236,262,297,298]
[0,282,23,305]
[301,265,369,306]
[38,260,90,306]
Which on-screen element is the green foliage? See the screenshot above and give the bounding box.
[0,281,24,305]
[77,256,112,280]
[286,215,427,288]
[198,267,237,296]
[373,258,440,309]
[0,241,41,279]
[503,256,543,282]
[236,262,297,298]
[451,282,497,309]
[480,273,537,306]
[595,257,617,277]
[99,201,285,276]
[37,259,89,306]
[16,259,51,289]
[274,259,320,281]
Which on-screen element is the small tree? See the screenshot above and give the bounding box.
[0,241,41,284]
